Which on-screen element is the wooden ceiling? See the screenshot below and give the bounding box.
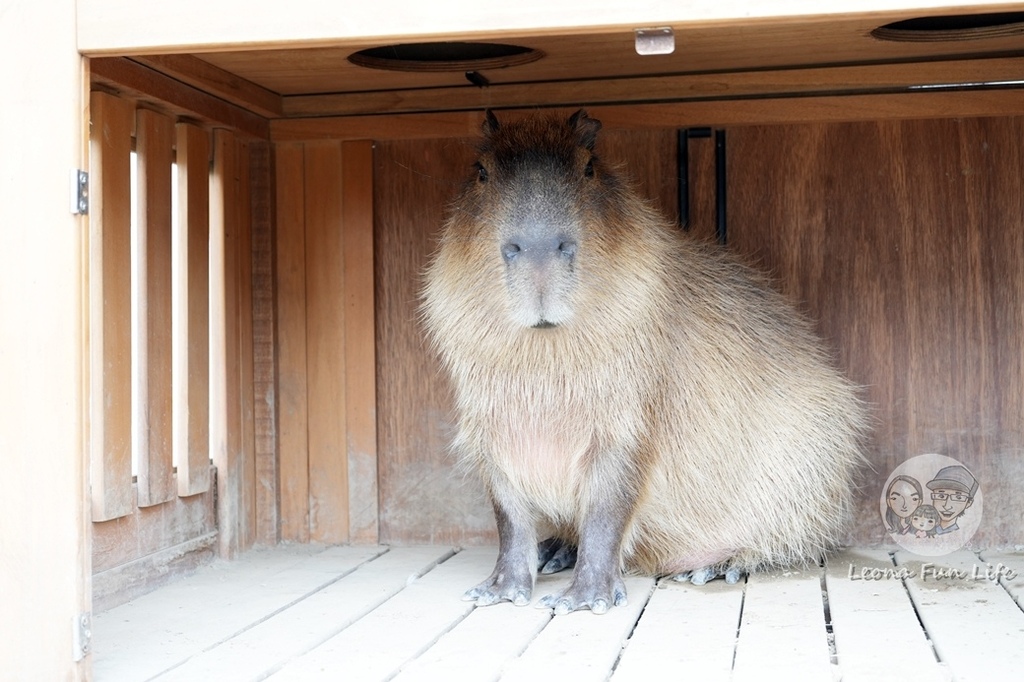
[90,8,1024,134]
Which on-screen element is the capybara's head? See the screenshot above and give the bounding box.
[453,109,611,330]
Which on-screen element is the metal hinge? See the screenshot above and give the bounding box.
[72,612,92,661]
[70,169,89,215]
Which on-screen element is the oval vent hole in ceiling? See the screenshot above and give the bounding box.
[872,11,1024,42]
[348,42,544,72]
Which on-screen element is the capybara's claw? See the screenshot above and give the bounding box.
[671,566,745,585]
[464,580,531,607]
[537,580,627,615]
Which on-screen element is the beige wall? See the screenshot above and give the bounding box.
[0,1,90,679]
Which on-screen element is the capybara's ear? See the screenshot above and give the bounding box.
[568,109,602,151]
[483,109,500,136]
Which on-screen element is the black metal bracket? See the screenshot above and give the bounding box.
[678,127,727,245]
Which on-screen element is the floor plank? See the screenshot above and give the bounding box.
[392,571,572,682]
[498,576,656,682]
[154,546,457,680]
[93,545,387,681]
[896,550,1024,682]
[92,545,1024,682]
[826,548,948,682]
[979,550,1024,609]
[268,547,496,681]
[611,577,743,681]
[731,565,834,682]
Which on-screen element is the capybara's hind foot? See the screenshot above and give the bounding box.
[537,538,577,574]
[672,566,744,585]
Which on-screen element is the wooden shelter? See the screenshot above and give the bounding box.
[3,1,1024,678]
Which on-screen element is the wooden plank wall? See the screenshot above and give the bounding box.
[371,115,1024,548]
[90,90,259,604]
[274,140,377,544]
[372,128,681,544]
[728,117,1024,547]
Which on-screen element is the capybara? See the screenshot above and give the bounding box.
[421,109,867,614]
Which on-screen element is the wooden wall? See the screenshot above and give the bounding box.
[87,89,262,608]
[274,140,378,544]
[728,118,1024,547]
[371,115,1024,548]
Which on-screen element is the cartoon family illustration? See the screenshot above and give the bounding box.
[884,463,979,544]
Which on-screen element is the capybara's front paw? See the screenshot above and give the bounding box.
[463,574,533,607]
[538,574,627,615]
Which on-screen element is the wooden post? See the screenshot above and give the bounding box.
[211,129,257,557]
[341,140,378,543]
[304,141,349,544]
[89,90,135,522]
[0,0,90,677]
[274,143,310,542]
[175,122,212,497]
[135,107,176,507]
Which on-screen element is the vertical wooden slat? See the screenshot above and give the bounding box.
[275,143,310,542]
[341,140,378,543]
[209,128,232,551]
[250,141,280,545]
[212,130,257,557]
[237,139,258,549]
[305,141,349,543]
[90,91,135,522]
[174,122,211,497]
[135,107,176,507]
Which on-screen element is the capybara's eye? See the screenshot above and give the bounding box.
[584,158,595,178]
[475,162,489,183]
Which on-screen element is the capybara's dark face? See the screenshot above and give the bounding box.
[460,111,606,329]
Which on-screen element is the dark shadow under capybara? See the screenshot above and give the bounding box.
[421,109,867,614]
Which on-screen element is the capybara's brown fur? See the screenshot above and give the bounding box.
[421,110,867,614]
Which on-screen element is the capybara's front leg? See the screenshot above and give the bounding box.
[464,493,537,607]
[539,481,635,615]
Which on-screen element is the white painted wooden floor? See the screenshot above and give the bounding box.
[93,545,1024,681]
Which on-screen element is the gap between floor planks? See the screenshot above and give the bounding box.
[92,545,1024,681]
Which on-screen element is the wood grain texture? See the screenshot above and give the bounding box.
[281,57,1024,118]
[235,139,258,552]
[274,143,310,542]
[303,141,349,543]
[272,90,1024,142]
[174,122,212,497]
[89,90,135,522]
[727,117,1024,548]
[341,140,379,543]
[209,129,231,540]
[250,141,280,545]
[212,131,257,557]
[134,107,176,507]
[90,57,270,140]
[133,54,283,118]
[91,475,217,608]
[373,128,679,543]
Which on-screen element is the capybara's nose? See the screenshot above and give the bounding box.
[501,235,577,265]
